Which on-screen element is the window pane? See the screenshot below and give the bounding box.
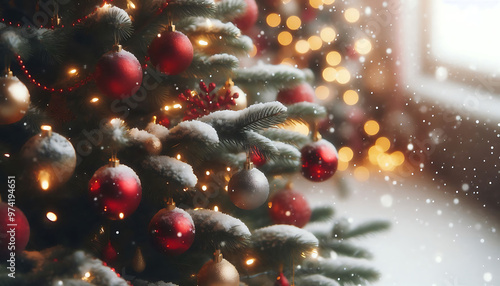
[431,0,500,73]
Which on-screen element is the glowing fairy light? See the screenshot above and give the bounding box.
[364,120,380,136]
[338,147,354,162]
[46,212,58,222]
[345,8,360,23]
[320,27,337,43]
[277,31,293,46]
[326,51,341,66]
[176,154,182,160]
[246,258,255,265]
[214,206,219,212]
[286,16,302,30]
[315,85,330,100]
[90,97,99,103]
[295,40,310,54]
[266,13,281,27]
[38,170,51,191]
[343,90,358,105]
[198,40,208,46]
[119,212,125,219]
[354,38,372,55]
[68,68,78,75]
[201,185,208,191]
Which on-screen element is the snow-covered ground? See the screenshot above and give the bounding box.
[296,169,500,286]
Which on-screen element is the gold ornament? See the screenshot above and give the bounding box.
[197,250,240,286]
[0,71,30,125]
[20,125,77,191]
[132,247,146,273]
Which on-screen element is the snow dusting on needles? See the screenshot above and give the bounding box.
[97,164,141,183]
[168,121,219,144]
[146,122,170,141]
[253,224,319,246]
[188,209,251,237]
[144,156,197,187]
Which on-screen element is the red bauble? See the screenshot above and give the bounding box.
[301,139,338,182]
[102,241,118,264]
[148,206,195,256]
[233,0,258,32]
[250,152,266,167]
[94,46,143,99]
[0,202,30,257]
[274,272,290,286]
[269,188,311,228]
[156,114,171,128]
[148,30,193,75]
[276,83,315,105]
[89,161,142,220]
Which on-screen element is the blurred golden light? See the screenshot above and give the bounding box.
[266,13,281,27]
[309,0,323,9]
[353,166,369,181]
[246,258,256,265]
[323,0,335,5]
[336,67,351,84]
[282,121,309,135]
[281,58,296,66]
[119,212,124,219]
[201,185,208,191]
[377,153,394,171]
[308,35,323,50]
[315,85,330,100]
[173,104,182,109]
[206,171,211,175]
[214,206,219,212]
[337,160,349,171]
[338,147,354,162]
[343,90,358,105]
[295,40,310,54]
[345,8,360,23]
[326,51,341,66]
[311,249,319,259]
[286,16,302,30]
[391,151,405,166]
[278,31,293,46]
[364,120,380,136]
[226,167,231,171]
[320,27,337,43]
[68,68,77,75]
[354,38,372,55]
[128,1,136,9]
[375,137,391,152]
[322,67,337,82]
[368,145,384,164]
[176,154,182,160]
[46,212,57,222]
[39,170,50,191]
[90,97,100,103]
[249,44,257,57]
[198,39,208,46]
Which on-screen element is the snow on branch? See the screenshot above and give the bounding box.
[250,225,318,268]
[233,64,307,90]
[187,53,239,78]
[89,6,133,40]
[187,209,251,251]
[128,128,162,155]
[146,122,170,141]
[142,156,198,188]
[167,0,216,19]
[296,274,340,286]
[215,0,246,21]
[301,257,380,285]
[286,102,327,123]
[167,120,219,145]
[259,128,310,147]
[0,29,31,57]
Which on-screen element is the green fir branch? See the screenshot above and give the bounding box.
[341,220,391,240]
[286,102,327,123]
[233,64,307,90]
[186,53,239,79]
[214,0,247,21]
[167,0,216,19]
[0,28,32,58]
[259,158,300,175]
[310,206,335,223]
[320,241,373,259]
[302,259,380,285]
[259,128,310,147]
[296,274,341,286]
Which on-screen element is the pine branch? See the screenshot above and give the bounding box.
[233,64,307,90]
[259,158,300,175]
[0,28,32,58]
[250,225,318,270]
[296,274,341,286]
[187,209,251,252]
[340,220,391,240]
[142,155,198,189]
[87,6,134,41]
[301,259,381,285]
[246,131,279,159]
[286,102,327,123]
[320,241,373,259]
[214,0,247,21]
[167,0,216,19]
[259,128,310,147]
[166,120,220,145]
[185,53,239,79]
[310,206,335,223]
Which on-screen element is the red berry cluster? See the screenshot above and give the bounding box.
[179,81,239,120]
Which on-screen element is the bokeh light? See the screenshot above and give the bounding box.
[336,67,351,84]
[286,16,302,30]
[345,8,360,23]
[338,147,354,162]
[364,120,380,136]
[266,13,281,27]
[315,85,330,100]
[326,51,342,66]
[343,90,359,105]
[320,27,337,42]
[295,40,310,54]
[308,35,323,50]
[355,38,372,55]
[354,166,370,181]
[322,67,337,82]
[278,31,293,46]
[376,137,391,152]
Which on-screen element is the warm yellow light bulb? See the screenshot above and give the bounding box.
[266,13,281,27]
[308,35,323,50]
[336,67,351,84]
[320,27,337,43]
[286,16,302,30]
[278,31,293,46]
[354,38,372,55]
[315,85,330,100]
[376,137,391,152]
[326,51,341,66]
[338,147,354,162]
[309,0,323,9]
[246,258,256,265]
[46,212,58,222]
[343,90,359,105]
[364,120,380,136]
[322,67,337,82]
[295,40,310,54]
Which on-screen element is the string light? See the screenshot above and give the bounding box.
[205,171,211,176]
[309,0,323,9]
[354,38,372,55]
[266,13,281,27]
[90,97,100,103]
[364,120,380,136]
[286,16,302,30]
[277,31,293,46]
[315,85,330,100]
[308,35,323,51]
[226,167,231,172]
[323,0,335,4]
[343,90,358,105]
[245,258,255,265]
[322,67,337,82]
[320,27,337,43]
[344,8,360,23]
[68,68,78,75]
[295,40,310,54]
[38,170,51,191]
[201,185,208,191]
[213,206,219,212]
[198,40,208,46]
[375,137,391,152]
[46,212,58,222]
[338,147,354,162]
[326,51,342,66]
[176,154,182,160]
[353,166,369,181]
[119,212,125,219]
[336,67,351,84]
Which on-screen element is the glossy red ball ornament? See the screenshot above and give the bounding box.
[156,114,171,128]
[276,83,315,105]
[148,205,195,256]
[148,29,194,75]
[0,202,30,257]
[274,272,290,286]
[233,0,258,32]
[89,160,142,220]
[250,152,266,167]
[301,139,338,182]
[269,188,311,228]
[94,45,143,99]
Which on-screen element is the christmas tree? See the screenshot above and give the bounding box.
[0,0,389,285]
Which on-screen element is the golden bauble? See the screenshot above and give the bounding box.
[0,72,30,125]
[20,126,77,191]
[197,256,240,286]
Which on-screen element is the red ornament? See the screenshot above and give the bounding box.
[102,241,118,264]
[94,45,143,99]
[274,272,290,286]
[148,29,193,75]
[276,83,315,105]
[250,151,266,167]
[0,202,30,257]
[233,0,258,32]
[156,114,171,128]
[89,160,142,220]
[149,205,195,256]
[301,139,338,182]
[269,188,311,228]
